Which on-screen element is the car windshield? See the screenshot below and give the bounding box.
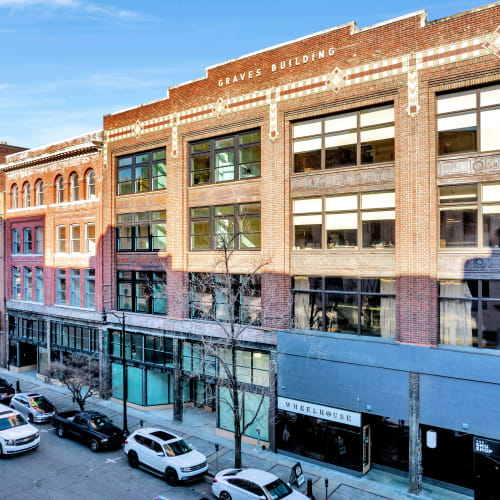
[0,414,27,430]
[163,439,192,456]
[264,479,293,499]
[29,396,53,412]
[89,416,113,428]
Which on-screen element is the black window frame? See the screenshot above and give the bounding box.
[50,322,99,352]
[292,104,395,173]
[117,270,166,315]
[292,276,396,337]
[116,148,166,196]
[23,227,32,254]
[189,129,261,186]
[437,84,500,157]
[117,210,166,252]
[190,202,261,251]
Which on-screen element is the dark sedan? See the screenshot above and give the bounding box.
[0,378,15,407]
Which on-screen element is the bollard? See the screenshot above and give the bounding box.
[140,419,144,427]
[324,478,328,499]
[307,478,314,499]
[16,380,20,393]
[215,443,220,473]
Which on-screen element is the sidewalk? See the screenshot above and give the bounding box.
[1,368,470,500]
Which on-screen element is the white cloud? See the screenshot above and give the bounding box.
[0,0,143,19]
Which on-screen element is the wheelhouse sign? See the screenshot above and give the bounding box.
[278,396,361,427]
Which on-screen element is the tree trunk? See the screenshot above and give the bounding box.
[232,343,242,468]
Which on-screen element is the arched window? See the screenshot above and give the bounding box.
[86,170,95,200]
[56,176,64,204]
[23,183,30,208]
[70,173,79,201]
[35,180,44,206]
[12,184,18,209]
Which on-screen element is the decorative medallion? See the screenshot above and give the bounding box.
[214,97,227,120]
[483,26,500,59]
[133,119,143,139]
[326,67,346,94]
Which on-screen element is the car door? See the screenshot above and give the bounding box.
[138,436,157,470]
[72,415,88,440]
[14,396,29,418]
[149,439,167,473]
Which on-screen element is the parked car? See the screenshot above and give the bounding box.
[124,427,208,486]
[0,403,40,456]
[10,393,56,423]
[53,410,127,452]
[0,378,15,407]
[212,468,309,500]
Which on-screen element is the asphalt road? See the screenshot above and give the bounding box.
[1,420,215,500]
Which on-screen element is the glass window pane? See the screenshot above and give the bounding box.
[325,195,357,211]
[360,105,394,127]
[215,205,234,216]
[482,184,500,202]
[480,108,500,152]
[147,371,171,405]
[360,126,394,142]
[361,192,395,209]
[240,131,260,144]
[440,297,477,347]
[362,219,395,248]
[118,157,132,167]
[240,145,260,164]
[361,134,394,164]
[294,220,322,249]
[439,185,477,204]
[118,182,132,195]
[192,235,210,249]
[191,142,210,154]
[153,161,166,176]
[325,112,357,133]
[293,198,322,214]
[440,209,477,247]
[483,213,500,248]
[293,121,321,139]
[118,168,132,182]
[326,293,358,333]
[215,137,234,149]
[152,150,166,161]
[481,301,500,349]
[191,207,210,218]
[325,132,357,169]
[294,148,322,172]
[293,137,321,153]
[437,90,476,114]
[191,155,210,171]
[136,153,149,164]
[152,210,166,221]
[240,203,260,215]
[294,291,322,330]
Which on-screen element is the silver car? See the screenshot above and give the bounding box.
[10,393,56,423]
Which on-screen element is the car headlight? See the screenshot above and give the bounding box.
[180,467,190,472]
[5,439,15,446]
[34,432,39,439]
[101,438,108,443]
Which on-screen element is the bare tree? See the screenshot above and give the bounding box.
[169,215,284,468]
[47,352,100,412]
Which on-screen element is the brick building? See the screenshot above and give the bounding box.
[2,3,500,495]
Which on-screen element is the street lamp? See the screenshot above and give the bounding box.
[103,309,128,434]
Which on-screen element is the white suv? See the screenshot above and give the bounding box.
[124,427,208,485]
[0,403,40,456]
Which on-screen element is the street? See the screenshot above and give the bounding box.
[1,421,214,500]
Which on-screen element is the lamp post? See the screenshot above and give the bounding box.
[103,309,128,434]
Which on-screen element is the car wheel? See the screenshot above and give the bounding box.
[128,451,139,468]
[0,443,3,458]
[90,439,99,453]
[220,492,232,500]
[165,468,178,486]
[56,425,65,438]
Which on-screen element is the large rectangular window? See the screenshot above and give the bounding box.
[189,273,261,325]
[117,271,166,315]
[437,84,500,155]
[440,279,500,350]
[117,211,166,252]
[12,229,20,254]
[117,148,166,195]
[190,203,261,250]
[190,129,261,185]
[23,267,32,301]
[35,267,43,303]
[439,183,500,248]
[12,267,21,299]
[56,225,66,253]
[293,276,396,337]
[70,225,80,253]
[293,105,395,172]
[23,228,32,254]
[56,269,66,305]
[70,269,80,307]
[293,192,395,249]
[51,322,98,352]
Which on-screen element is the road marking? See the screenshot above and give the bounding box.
[105,456,124,464]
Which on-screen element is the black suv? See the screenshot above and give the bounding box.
[0,378,15,406]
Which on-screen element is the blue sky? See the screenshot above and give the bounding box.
[0,0,491,149]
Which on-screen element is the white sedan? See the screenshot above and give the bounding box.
[212,468,308,500]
